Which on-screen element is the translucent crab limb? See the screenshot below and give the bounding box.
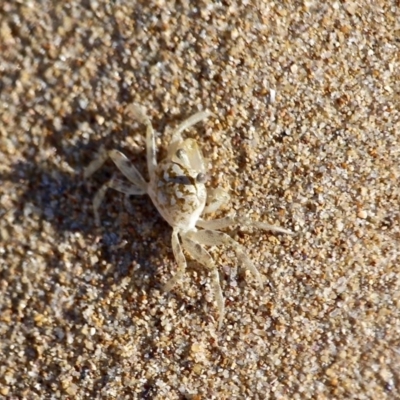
[84,146,148,192]
[163,229,187,293]
[196,215,293,235]
[84,146,109,179]
[93,177,145,226]
[182,236,225,330]
[128,104,157,182]
[187,229,263,286]
[107,150,148,191]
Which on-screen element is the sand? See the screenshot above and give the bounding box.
[1,1,399,398]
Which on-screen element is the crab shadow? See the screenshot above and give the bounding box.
[1,107,192,396]
[5,108,169,274]
[2,96,216,307]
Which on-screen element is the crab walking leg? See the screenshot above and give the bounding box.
[196,216,293,235]
[84,146,109,179]
[93,178,146,226]
[107,150,148,191]
[182,236,225,330]
[163,229,188,292]
[84,146,148,191]
[169,111,214,149]
[129,104,157,182]
[187,229,263,286]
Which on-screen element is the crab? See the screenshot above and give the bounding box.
[84,104,293,329]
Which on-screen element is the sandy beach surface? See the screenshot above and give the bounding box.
[1,1,399,398]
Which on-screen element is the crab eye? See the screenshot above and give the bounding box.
[196,173,207,183]
[176,149,185,159]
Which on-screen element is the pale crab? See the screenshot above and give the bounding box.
[84,105,293,329]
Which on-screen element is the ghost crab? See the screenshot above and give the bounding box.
[85,104,293,329]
